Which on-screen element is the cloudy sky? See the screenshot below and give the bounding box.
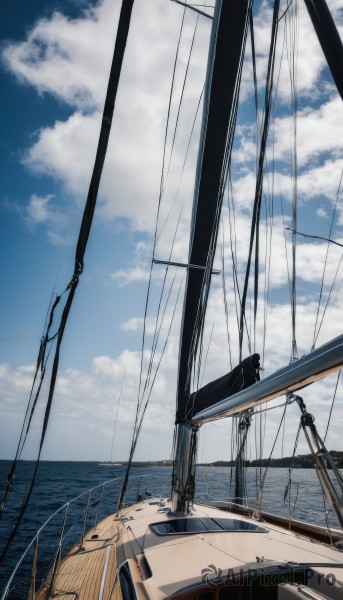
[1,0,343,465]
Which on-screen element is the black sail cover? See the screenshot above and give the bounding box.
[185,354,260,421]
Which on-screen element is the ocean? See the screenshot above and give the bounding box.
[0,461,338,598]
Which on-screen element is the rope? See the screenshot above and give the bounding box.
[0,0,135,557]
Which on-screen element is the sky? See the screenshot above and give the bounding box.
[1,0,343,466]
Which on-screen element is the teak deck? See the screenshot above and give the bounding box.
[36,514,122,600]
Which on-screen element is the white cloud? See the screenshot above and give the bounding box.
[1,0,343,469]
[121,317,154,335]
[2,329,340,463]
[316,206,328,218]
[0,350,175,461]
[273,100,343,169]
[110,266,150,286]
[26,193,55,224]
[3,0,206,236]
[2,2,121,111]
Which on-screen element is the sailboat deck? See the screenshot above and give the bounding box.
[36,513,122,600]
[35,500,343,599]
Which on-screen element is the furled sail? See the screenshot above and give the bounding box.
[193,334,343,425]
[186,354,260,419]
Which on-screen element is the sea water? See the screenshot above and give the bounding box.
[0,461,339,598]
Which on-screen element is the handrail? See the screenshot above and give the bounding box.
[1,472,172,600]
[0,475,122,599]
[2,466,338,598]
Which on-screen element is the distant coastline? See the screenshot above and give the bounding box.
[97,451,343,469]
[2,452,342,468]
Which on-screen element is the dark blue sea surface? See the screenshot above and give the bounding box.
[0,461,338,598]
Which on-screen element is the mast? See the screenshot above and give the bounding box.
[172,0,252,514]
[303,0,343,101]
[172,0,343,515]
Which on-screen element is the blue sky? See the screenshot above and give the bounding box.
[1,0,343,464]
[0,0,148,370]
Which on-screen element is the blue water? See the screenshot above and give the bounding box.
[0,461,337,598]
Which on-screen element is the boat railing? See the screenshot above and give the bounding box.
[2,466,341,598]
[199,470,342,531]
[0,470,173,600]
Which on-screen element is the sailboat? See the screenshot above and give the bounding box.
[1,0,343,598]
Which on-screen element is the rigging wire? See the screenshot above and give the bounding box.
[120,6,204,504]
[110,354,129,462]
[238,0,281,361]
[311,152,343,351]
[285,227,343,249]
[156,85,204,245]
[313,252,343,346]
[284,421,302,520]
[285,0,299,362]
[170,0,213,20]
[165,13,200,182]
[199,310,217,390]
[250,10,260,155]
[118,272,185,509]
[136,211,184,443]
[0,0,136,558]
[259,25,286,364]
[261,192,274,366]
[280,195,294,319]
[253,401,288,519]
[227,174,240,333]
[278,0,295,22]
[141,46,203,408]
[323,370,341,443]
[136,5,205,416]
[220,224,233,370]
[146,101,207,411]
[135,4,187,431]
[226,173,252,354]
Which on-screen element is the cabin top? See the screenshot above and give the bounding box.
[115,500,343,599]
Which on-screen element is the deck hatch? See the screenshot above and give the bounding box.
[150,517,267,535]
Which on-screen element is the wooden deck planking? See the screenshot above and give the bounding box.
[36,514,122,600]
